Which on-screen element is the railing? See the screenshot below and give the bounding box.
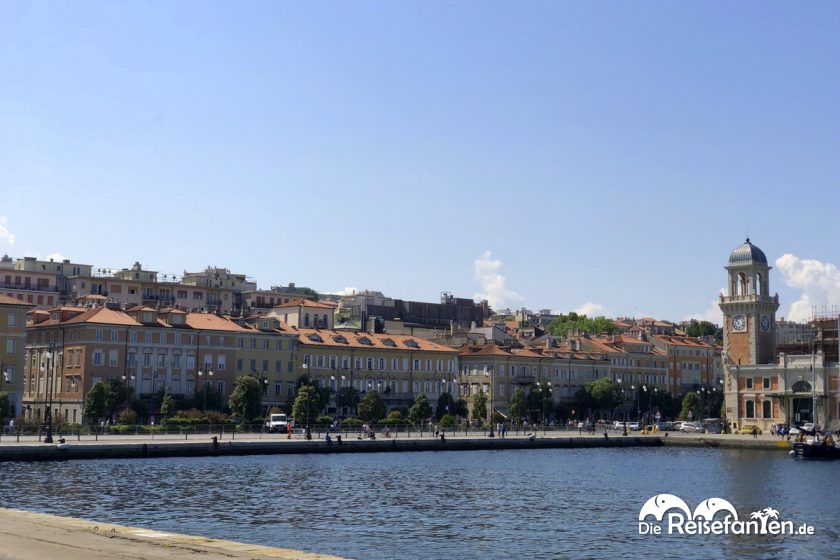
[0,283,58,292]
[0,421,674,443]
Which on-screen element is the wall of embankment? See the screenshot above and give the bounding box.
[0,435,791,462]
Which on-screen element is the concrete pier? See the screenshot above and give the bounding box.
[0,508,344,560]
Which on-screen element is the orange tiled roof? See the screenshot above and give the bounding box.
[298,329,457,353]
[60,307,140,327]
[273,298,336,310]
[0,294,33,306]
[185,313,250,332]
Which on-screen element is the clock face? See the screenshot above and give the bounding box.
[732,315,746,332]
[760,315,771,332]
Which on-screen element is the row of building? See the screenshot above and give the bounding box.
[0,289,725,424]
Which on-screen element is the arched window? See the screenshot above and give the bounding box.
[736,273,747,296]
[762,400,772,419]
[323,314,329,326]
[304,313,310,327]
[755,274,763,296]
[745,400,755,418]
[792,380,812,392]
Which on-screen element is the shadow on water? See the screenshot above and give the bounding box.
[0,447,836,559]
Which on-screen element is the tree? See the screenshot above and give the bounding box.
[508,388,526,422]
[335,386,360,414]
[117,408,138,425]
[82,382,107,423]
[160,394,176,419]
[587,378,617,413]
[436,393,455,420]
[452,399,469,419]
[409,394,432,424]
[228,374,263,421]
[357,390,386,423]
[472,390,487,424]
[439,413,455,428]
[192,385,224,411]
[0,392,12,421]
[292,385,319,426]
[680,392,701,420]
[104,378,128,421]
[547,313,618,337]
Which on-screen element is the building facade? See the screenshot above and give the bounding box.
[0,294,31,416]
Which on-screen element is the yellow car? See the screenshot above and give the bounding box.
[740,425,762,435]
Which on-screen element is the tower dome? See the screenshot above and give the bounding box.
[728,238,767,265]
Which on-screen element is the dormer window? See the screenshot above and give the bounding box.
[333,335,348,344]
[358,336,373,346]
[307,333,323,343]
[382,338,397,347]
[143,312,153,323]
[404,339,419,348]
[262,321,269,330]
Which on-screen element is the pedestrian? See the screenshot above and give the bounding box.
[752,426,758,439]
[8,418,14,433]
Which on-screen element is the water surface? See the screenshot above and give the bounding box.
[1,447,836,559]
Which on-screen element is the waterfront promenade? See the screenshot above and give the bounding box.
[0,508,344,560]
[0,430,792,461]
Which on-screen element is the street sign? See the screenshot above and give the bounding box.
[655,412,661,420]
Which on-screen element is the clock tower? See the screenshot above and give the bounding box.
[718,238,779,367]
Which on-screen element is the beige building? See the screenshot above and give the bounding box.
[295,329,459,414]
[24,304,251,424]
[0,294,31,416]
[269,299,336,329]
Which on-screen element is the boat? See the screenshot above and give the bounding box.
[792,441,840,460]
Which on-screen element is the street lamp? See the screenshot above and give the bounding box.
[484,366,495,437]
[535,381,552,432]
[44,343,56,444]
[198,365,214,411]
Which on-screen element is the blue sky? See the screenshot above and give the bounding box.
[2,2,840,323]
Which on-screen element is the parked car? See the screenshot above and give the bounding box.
[680,422,706,433]
[627,422,641,431]
[740,424,762,435]
[266,413,291,433]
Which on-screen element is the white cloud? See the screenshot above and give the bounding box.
[45,252,66,262]
[0,216,15,246]
[683,288,724,324]
[473,250,524,310]
[775,253,840,321]
[332,287,358,296]
[573,302,608,316]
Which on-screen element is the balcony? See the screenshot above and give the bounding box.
[0,283,58,293]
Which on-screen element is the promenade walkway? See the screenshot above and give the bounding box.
[0,508,343,560]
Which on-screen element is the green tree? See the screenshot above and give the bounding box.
[587,378,617,413]
[436,393,455,420]
[192,385,224,411]
[335,386,360,413]
[409,394,432,424]
[228,374,263,421]
[452,398,469,418]
[160,393,176,419]
[472,390,488,424]
[439,413,455,428]
[0,392,12,421]
[357,390,386,423]
[680,392,701,420]
[547,313,618,337]
[82,382,108,423]
[292,385,319,426]
[117,408,138,425]
[104,378,128,421]
[508,388,526,422]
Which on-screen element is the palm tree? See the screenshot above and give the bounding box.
[762,507,779,519]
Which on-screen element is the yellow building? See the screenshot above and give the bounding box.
[0,294,32,418]
[230,315,299,410]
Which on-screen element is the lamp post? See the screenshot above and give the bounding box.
[44,342,56,444]
[535,381,552,432]
[198,365,214,411]
[302,363,312,439]
[484,366,495,437]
